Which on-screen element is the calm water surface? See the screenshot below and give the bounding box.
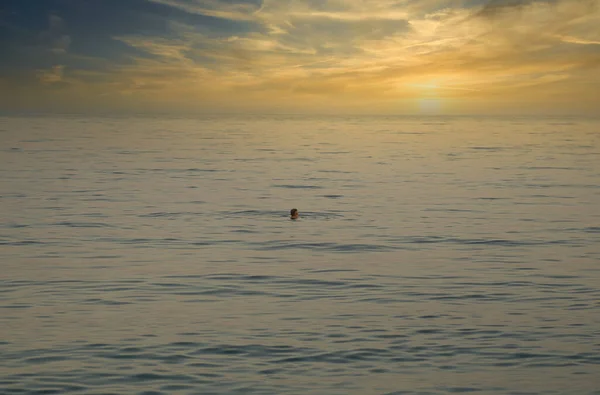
[1,115,599,394]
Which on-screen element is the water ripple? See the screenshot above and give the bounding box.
[2,115,599,395]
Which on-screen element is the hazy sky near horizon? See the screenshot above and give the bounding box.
[1,0,599,115]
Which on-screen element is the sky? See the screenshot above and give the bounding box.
[0,0,599,115]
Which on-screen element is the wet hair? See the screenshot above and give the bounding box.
[290,208,298,216]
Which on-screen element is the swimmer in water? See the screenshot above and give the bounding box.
[290,208,299,220]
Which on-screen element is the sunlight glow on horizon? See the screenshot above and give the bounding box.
[418,98,442,114]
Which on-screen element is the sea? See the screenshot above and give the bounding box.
[1,114,599,395]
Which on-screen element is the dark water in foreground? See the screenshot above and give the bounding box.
[1,115,599,394]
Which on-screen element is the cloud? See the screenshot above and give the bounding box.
[84,0,600,113]
[40,14,72,54]
[473,0,549,18]
[559,36,600,45]
[148,0,263,21]
[2,0,599,114]
[36,65,65,84]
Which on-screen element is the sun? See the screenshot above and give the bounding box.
[410,81,442,114]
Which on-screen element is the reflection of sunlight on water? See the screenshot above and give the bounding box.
[419,98,441,114]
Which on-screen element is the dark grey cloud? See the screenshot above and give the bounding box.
[474,0,553,17]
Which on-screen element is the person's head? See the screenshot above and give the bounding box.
[290,208,299,219]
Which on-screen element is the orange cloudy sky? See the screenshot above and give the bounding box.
[1,0,599,115]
